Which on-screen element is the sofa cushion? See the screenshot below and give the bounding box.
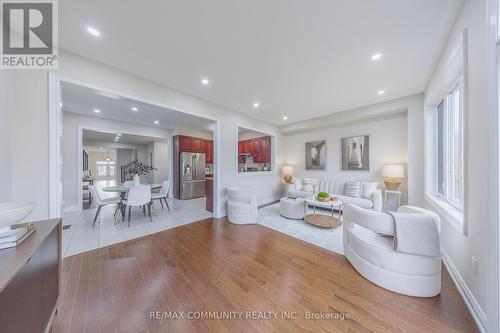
[335,194,373,209]
[362,182,378,199]
[294,177,303,191]
[288,190,312,198]
[302,178,319,192]
[348,224,441,276]
[344,180,361,198]
[318,179,345,195]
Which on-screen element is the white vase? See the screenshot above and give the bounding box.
[133,174,140,186]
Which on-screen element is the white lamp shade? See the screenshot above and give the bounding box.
[282,166,293,176]
[382,164,404,178]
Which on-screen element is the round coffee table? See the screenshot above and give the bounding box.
[304,197,343,230]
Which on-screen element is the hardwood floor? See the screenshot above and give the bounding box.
[52,218,478,333]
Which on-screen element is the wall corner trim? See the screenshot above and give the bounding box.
[440,245,487,332]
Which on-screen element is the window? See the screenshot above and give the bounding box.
[435,79,463,209]
[96,161,116,177]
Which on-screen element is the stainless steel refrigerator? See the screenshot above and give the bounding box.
[180,152,206,199]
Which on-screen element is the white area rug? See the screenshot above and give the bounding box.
[258,203,344,255]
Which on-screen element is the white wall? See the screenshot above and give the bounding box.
[115,148,136,182]
[153,141,169,184]
[0,71,13,202]
[3,51,282,218]
[424,0,492,327]
[283,113,408,202]
[280,94,424,205]
[0,71,49,218]
[173,128,212,140]
[62,111,171,210]
[58,52,283,214]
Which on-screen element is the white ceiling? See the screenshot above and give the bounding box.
[82,130,156,145]
[62,82,215,133]
[60,0,463,125]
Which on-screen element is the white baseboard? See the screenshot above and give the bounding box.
[63,205,81,213]
[440,245,487,332]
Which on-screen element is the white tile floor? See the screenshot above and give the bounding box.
[62,196,212,257]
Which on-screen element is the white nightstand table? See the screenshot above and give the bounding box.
[384,190,402,212]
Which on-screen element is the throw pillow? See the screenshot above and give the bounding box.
[302,178,319,192]
[344,181,361,198]
[362,182,378,199]
[294,178,303,191]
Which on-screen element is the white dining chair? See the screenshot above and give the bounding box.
[152,180,171,211]
[88,185,121,226]
[123,181,134,187]
[122,185,152,226]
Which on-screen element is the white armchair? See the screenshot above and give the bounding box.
[343,204,441,297]
[227,187,258,224]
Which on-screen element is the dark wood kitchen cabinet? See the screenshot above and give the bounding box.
[174,135,214,199]
[176,135,211,154]
[191,137,205,152]
[178,135,192,151]
[205,139,214,164]
[237,136,272,163]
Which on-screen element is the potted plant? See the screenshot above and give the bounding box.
[128,162,157,185]
[316,191,330,202]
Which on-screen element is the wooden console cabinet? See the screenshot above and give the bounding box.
[0,219,62,333]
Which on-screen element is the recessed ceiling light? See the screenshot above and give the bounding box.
[117,133,121,136]
[131,107,138,111]
[377,90,385,95]
[201,78,210,86]
[154,120,159,124]
[93,108,101,113]
[59,102,62,107]
[114,138,118,142]
[371,53,382,61]
[283,116,288,120]
[87,26,101,37]
[253,102,260,108]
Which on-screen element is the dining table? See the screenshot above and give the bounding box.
[102,183,162,219]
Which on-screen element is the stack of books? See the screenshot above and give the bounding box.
[0,223,36,250]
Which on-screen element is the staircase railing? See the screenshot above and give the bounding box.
[120,159,138,183]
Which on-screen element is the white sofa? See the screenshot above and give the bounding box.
[227,187,258,224]
[288,178,383,212]
[343,204,441,297]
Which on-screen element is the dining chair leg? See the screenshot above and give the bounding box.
[151,201,158,217]
[164,197,171,211]
[159,198,164,209]
[93,205,102,227]
[121,203,126,219]
[147,203,152,221]
[128,206,131,227]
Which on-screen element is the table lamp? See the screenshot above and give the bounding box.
[282,166,293,184]
[382,164,404,190]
